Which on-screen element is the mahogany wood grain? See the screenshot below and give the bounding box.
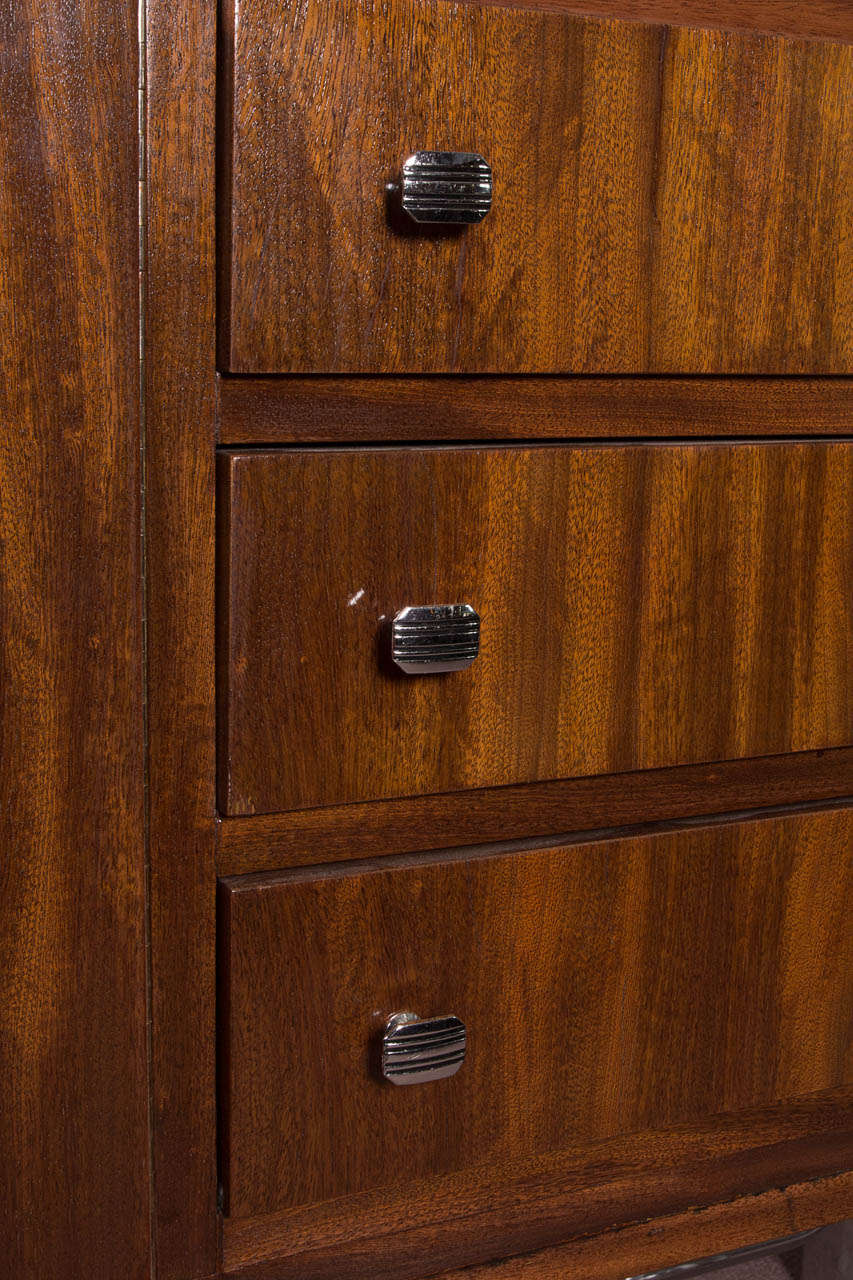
[221,0,853,374]
[429,1173,853,1280]
[0,1,150,1276]
[219,443,853,815]
[220,808,853,1220]
[218,376,853,445]
[223,1144,853,1279]
[144,0,219,1273]
[465,1,853,44]
[217,748,853,875]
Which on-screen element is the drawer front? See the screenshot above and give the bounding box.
[221,0,853,374]
[219,807,853,1218]
[219,443,853,816]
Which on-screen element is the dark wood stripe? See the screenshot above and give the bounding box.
[218,377,853,445]
[216,747,853,876]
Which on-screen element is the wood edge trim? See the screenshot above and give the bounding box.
[219,800,853,893]
[216,453,233,818]
[216,880,234,1228]
[144,0,218,1268]
[220,1091,853,1274]
[427,1170,853,1280]
[216,748,853,876]
[217,377,853,445]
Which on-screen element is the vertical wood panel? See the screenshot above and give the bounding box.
[145,0,219,1274]
[0,0,150,1275]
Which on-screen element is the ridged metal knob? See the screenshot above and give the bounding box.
[381,1013,467,1085]
[401,152,492,224]
[391,604,480,674]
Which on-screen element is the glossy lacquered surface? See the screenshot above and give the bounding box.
[221,0,852,373]
[218,442,853,816]
[4,0,851,1272]
[0,2,150,1276]
[219,807,853,1220]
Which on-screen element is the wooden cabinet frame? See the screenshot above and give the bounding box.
[145,2,853,1276]
[1,1,850,1278]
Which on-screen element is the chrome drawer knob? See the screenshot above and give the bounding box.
[381,1012,467,1085]
[400,152,492,224]
[391,604,480,674]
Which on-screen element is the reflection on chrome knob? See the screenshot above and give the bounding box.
[391,604,480,674]
[380,1012,467,1085]
[400,152,492,224]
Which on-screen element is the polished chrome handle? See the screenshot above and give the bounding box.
[391,604,480,674]
[400,152,492,224]
[381,1012,467,1085]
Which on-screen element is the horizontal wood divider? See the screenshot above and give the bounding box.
[216,748,853,875]
[430,1171,853,1280]
[221,1089,853,1278]
[217,377,853,445]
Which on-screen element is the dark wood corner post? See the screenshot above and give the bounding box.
[0,0,151,1276]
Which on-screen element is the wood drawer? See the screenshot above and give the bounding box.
[219,806,853,1219]
[220,0,853,374]
[218,442,853,817]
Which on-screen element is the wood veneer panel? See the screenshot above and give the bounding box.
[220,808,853,1220]
[218,376,853,444]
[465,1,853,44]
[0,2,150,1276]
[220,443,853,815]
[145,0,218,1273]
[217,748,853,875]
[223,1130,853,1278]
[222,0,853,373]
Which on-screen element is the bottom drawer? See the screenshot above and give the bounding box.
[219,807,852,1220]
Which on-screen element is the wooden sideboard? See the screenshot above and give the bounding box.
[0,2,850,1278]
